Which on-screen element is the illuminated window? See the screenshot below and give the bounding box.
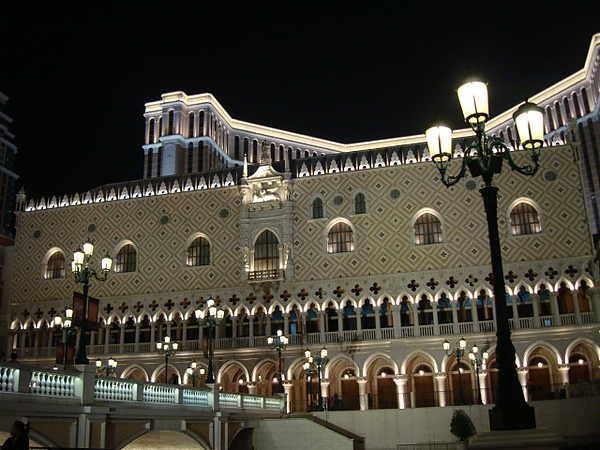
[254,230,279,271]
[354,193,366,214]
[312,198,324,219]
[327,222,354,253]
[45,251,65,279]
[187,236,210,266]
[116,244,137,273]
[510,203,541,235]
[414,213,442,245]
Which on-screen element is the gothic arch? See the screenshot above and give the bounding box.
[362,352,399,377]
[323,353,359,379]
[523,341,562,366]
[400,350,439,374]
[217,360,250,384]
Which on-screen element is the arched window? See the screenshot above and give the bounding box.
[354,193,366,214]
[234,136,240,160]
[187,236,210,266]
[158,117,163,137]
[414,213,442,245]
[116,244,137,273]
[254,230,279,271]
[199,111,205,136]
[563,98,572,120]
[45,251,65,279]
[545,106,555,131]
[555,101,563,127]
[572,93,581,118]
[146,150,153,178]
[312,198,324,219]
[167,110,174,135]
[252,140,258,163]
[188,112,195,137]
[327,222,354,253]
[148,119,155,144]
[581,88,590,114]
[510,202,541,235]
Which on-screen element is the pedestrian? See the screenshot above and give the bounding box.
[1,420,29,450]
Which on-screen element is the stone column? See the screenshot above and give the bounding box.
[431,302,440,335]
[283,381,294,413]
[451,300,460,334]
[374,306,382,339]
[119,325,125,353]
[478,370,489,405]
[392,307,402,337]
[571,289,582,324]
[247,382,257,396]
[320,379,330,406]
[557,364,569,383]
[434,372,448,407]
[134,322,140,353]
[318,311,326,343]
[550,292,561,325]
[357,377,369,411]
[393,374,410,409]
[283,313,290,336]
[517,367,529,401]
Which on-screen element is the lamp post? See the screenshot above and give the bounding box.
[95,357,118,376]
[305,347,328,410]
[186,361,206,387]
[469,344,489,405]
[194,297,224,384]
[156,335,179,383]
[443,337,467,405]
[302,361,316,411]
[52,309,77,367]
[427,80,543,430]
[71,240,113,364]
[267,329,289,393]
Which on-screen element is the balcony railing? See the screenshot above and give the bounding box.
[0,364,284,413]
[19,307,598,358]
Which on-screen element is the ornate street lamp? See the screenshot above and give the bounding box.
[443,337,468,405]
[70,240,113,364]
[305,347,328,410]
[194,297,224,384]
[469,344,489,405]
[267,329,289,393]
[95,357,118,376]
[427,81,543,430]
[156,335,179,383]
[186,361,206,387]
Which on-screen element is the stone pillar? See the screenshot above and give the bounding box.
[392,307,402,337]
[412,303,419,334]
[318,311,326,342]
[393,374,409,409]
[283,313,290,336]
[212,413,221,450]
[337,311,343,336]
[247,382,257,396]
[558,364,570,386]
[590,287,600,323]
[150,322,156,348]
[571,289,582,324]
[550,292,561,325]
[478,370,489,405]
[431,302,440,335]
[434,372,448,407]
[134,322,140,353]
[517,367,529,401]
[119,325,125,354]
[320,379,330,406]
[283,381,294,413]
[357,376,369,411]
[451,300,460,334]
[374,306,382,339]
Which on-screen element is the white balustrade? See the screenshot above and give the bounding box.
[143,384,178,404]
[30,370,76,397]
[95,378,135,401]
[182,388,210,407]
[0,366,16,392]
[380,328,395,339]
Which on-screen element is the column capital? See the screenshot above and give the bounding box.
[517,367,529,374]
[434,372,447,380]
[320,379,330,387]
[356,376,368,384]
[558,364,570,372]
[393,374,410,384]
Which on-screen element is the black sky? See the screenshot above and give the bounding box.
[1,3,599,200]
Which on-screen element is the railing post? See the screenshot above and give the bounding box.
[74,364,96,406]
[207,383,220,411]
[15,367,31,393]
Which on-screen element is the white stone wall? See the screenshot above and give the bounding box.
[254,418,355,450]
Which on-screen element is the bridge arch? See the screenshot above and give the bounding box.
[120,429,209,450]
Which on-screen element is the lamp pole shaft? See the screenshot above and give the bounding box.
[481,185,535,429]
[207,325,215,383]
[74,280,90,364]
[457,353,465,405]
[165,352,169,383]
[476,365,482,405]
[317,362,323,411]
[277,347,283,393]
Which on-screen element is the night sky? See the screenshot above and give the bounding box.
[2,3,599,200]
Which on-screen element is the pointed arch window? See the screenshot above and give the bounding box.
[148,118,155,144]
[254,230,279,271]
[45,251,66,279]
[116,244,137,273]
[327,222,354,253]
[167,110,174,135]
[414,213,442,245]
[188,112,195,137]
[312,198,324,219]
[354,193,366,214]
[187,236,210,266]
[510,202,541,235]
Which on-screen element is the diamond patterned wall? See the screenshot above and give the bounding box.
[9,145,594,325]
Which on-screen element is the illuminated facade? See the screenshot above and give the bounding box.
[4,35,600,421]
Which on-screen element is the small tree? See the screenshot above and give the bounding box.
[450,409,476,441]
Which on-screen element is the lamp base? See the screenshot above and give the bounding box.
[489,404,536,430]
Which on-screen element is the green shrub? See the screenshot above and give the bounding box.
[450,409,476,441]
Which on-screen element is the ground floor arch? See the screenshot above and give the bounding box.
[120,430,208,450]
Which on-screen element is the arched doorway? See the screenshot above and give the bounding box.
[447,359,474,405]
[412,365,435,407]
[366,356,397,410]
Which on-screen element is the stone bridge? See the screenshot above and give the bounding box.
[0,363,284,449]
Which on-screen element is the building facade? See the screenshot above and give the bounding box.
[4,35,600,416]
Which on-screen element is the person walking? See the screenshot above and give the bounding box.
[1,421,29,450]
